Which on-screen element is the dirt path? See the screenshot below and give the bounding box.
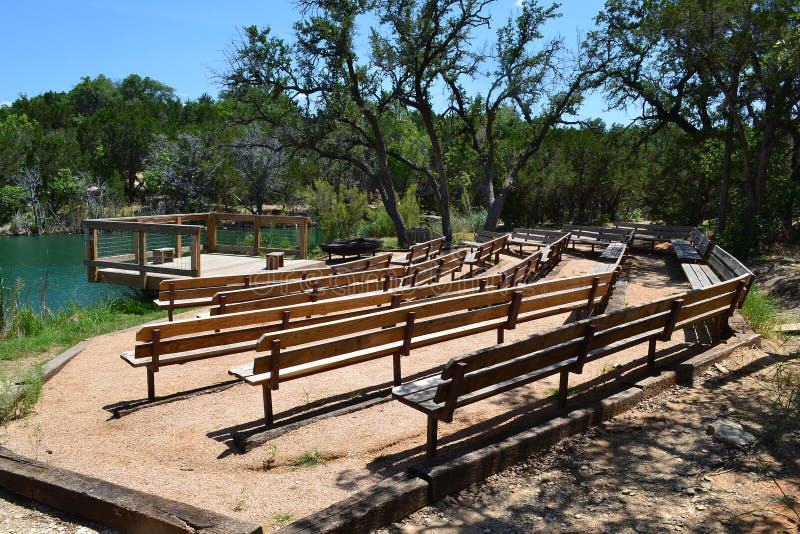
[377,339,800,533]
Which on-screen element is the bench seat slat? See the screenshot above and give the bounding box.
[122,340,257,368]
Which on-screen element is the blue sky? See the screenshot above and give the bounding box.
[0,0,629,123]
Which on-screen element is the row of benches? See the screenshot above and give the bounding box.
[123,246,567,399]
[394,273,751,455]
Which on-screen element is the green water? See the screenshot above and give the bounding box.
[0,227,329,313]
[0,234,124,313]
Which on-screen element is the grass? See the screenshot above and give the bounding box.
[273,513,293,525]
[289,449,324,469]
[0,283,166,425]
[741,286,780,336]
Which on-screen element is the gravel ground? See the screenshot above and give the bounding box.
[0,489,114,533]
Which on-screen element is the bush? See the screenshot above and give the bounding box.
[0,185,26,224]
[740,287,779,335]
[305,180,367,240]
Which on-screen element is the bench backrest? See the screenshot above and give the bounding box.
[688,228,714,258]
[512,228,565,244]
[429,275,750,416]
[562,225,631,243]
[209,265,407,306]
[496,251,542,288]
[406,250,467,286]
[156,253,394,302]
[402,237,446,263]
[249,271,616,377]
[473,234,509,263]
[612,223,692,241]
[474,230,508,243]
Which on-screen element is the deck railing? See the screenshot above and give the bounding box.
[83,213,309,287]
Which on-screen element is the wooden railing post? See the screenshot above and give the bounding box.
[190,227,201,277]
[299,218,308,259]
[253,215,261,257]
[85,227,98,282]
[175,216,182,258]
[207,213,217,253]
[137,231,148,289]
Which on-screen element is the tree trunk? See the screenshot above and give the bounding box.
[717,117,733,235]
[418,104,452,245]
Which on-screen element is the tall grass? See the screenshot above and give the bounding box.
[0,278,165,424]
[740,287,779,336]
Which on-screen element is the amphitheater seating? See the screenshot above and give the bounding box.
[672,228,713,263]
[228,271,618,426]
[612,223,692,249]
[153,253,395,320]
[391,237,445,266]
[393,274,751,455]
[464,235,509,274]
[508,228,567,254]
[562,225,633,252]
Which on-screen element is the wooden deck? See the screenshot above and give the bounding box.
[97,253,323,290]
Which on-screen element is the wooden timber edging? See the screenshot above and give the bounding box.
[0,446,262,534]
[278,330,761,534]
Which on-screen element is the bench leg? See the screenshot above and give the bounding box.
[146,367,156,401]
[558,370,569,409]
[393,352,402,387]
[497,327,504,344]
[647,338,657,375]
[426,415,438,457]
[712,316,723,344]
[167,305,173,322]
[262,385,274,426]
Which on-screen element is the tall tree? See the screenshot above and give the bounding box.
[224,1,411,245]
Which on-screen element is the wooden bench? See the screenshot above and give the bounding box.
[599,242,626,262]
[562,225,633,252]
[125,271,530,400]
[154,253,395,320]
[588,243,627,275]
[462,230,508,249]
[208,251,469,317]
[393,274,751,455]
[464,235,509,274]
[496,251,542,289]
[508,228,566,254]
[682,243,754,295]
[391,237,445,266]
[671,228,713,263]
[228,271,619,426]
[613,223,692,250]
[538,234,570,273]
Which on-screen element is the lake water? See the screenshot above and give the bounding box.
[0,228,330,313]
[0,234,124,313]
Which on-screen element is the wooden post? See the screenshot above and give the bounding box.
[137,231,148,289]
[85,227,98,283]
[207,213,217,253]
[426,415,438,457]
[253,215,261,257]
[175,216,182,258]
[299,219,308,259]
[168,282,175,322]
[558,370,569,409]
[190,228,201,277]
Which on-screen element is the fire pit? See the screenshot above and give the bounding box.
[320,238,383,260]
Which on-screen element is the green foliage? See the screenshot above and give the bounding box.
[451,209,488,235]
[0,185,26,223]
[741,287,779,336]
[398,183,421,228]
[289,449,324,468]
[304,180,368,240]
[0,366,44,425]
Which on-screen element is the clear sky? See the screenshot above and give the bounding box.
[0,0,628,123]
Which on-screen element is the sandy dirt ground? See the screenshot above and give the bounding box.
[0,247,710,531]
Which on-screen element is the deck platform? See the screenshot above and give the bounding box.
[98,253,322,290]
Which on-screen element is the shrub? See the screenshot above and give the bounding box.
[305,180,367,240]
[741,287,779,336]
